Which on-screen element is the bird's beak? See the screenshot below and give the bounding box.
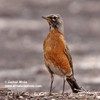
[42,16,51,21]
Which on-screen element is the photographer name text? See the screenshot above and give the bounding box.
[5,80,27,84]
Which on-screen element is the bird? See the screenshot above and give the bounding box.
[42,14,80,95]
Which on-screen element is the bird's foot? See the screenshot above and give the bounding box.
[61,91,64,95]
[49,92,52,96]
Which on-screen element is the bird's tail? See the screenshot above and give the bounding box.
[67,76,80,93]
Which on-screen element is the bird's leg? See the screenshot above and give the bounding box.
[49,74,54,95]
[46,66,54,95]
[62,77,66,95]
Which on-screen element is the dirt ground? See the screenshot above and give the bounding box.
[0,0,100,95]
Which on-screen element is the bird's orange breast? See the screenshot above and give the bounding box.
[43,28,72,76]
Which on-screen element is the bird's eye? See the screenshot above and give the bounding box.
[54,16,56,19]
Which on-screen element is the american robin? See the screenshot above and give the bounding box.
[42,14,80,95]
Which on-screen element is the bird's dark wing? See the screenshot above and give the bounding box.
[64,44,74,74]
[65,44,81,92]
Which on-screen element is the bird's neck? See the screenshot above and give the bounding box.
[49,24,64,34]
[57,25,64,35]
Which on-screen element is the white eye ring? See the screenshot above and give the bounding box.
[52,18,55,21]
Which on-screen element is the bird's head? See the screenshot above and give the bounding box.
[42,14,64,34]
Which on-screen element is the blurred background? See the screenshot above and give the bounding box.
[0,0,100,93]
